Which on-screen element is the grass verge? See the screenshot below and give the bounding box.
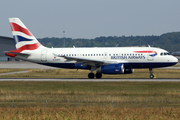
[0,68,180,78]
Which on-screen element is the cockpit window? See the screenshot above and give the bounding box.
[160,52,170,56]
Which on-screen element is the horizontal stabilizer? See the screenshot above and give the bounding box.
[4,51,30,57]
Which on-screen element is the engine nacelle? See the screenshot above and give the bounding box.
[74,63,90,69]
[124,69,134,74]
[96,64,124,74]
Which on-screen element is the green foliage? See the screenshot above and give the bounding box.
[38,32,180,52]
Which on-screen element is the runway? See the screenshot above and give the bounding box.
[0,78,180,82]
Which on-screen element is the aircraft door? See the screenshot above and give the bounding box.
[147,49,154,61]
[41,50,47,62]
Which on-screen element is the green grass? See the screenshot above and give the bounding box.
[0,68,28,74]
[0,68,180,108]
[0,81,180,96]
[0,81,180,108]
[0,68,180,78]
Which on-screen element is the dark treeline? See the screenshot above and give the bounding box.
[38,32,180,53]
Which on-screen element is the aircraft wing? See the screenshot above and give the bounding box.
[58,55,119,67]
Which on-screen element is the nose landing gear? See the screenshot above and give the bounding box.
[149,68,154,79]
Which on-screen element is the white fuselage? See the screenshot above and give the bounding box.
[18,46,178,69]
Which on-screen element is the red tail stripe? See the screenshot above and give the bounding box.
[10,22,33,37]
[134,51,157,54]
[9,42,41,53]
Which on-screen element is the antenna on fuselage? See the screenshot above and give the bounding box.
[148,45,151,47]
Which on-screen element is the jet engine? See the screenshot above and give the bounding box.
[96,64,124,74]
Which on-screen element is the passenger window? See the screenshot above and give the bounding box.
[99,54,101,56]
[109,54,111,56]
[96,54,98,56]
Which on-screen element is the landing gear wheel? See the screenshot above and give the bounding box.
[96,73,102,79]
[150,74,154,79]
[88,73,94,79]
[149,68,154,79]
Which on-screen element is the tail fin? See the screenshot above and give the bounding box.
[9,18,43,50]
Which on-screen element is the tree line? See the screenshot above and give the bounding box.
[38,32,180,53]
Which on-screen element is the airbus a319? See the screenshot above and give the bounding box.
[5,18,178,79]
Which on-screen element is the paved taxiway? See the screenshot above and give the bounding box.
[0,78,180,82]
[0,62,57,69]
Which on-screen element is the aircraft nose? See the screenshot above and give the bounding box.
[172,56,178,63]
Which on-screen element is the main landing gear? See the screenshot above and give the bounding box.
[88,73,94,79]
[88,73,102,79]
[149,68,154,79]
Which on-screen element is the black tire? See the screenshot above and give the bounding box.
[96,73,102,79]
[88,73,94,79]
[150,74,154,79]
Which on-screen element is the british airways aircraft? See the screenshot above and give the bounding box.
[5,18,178,79]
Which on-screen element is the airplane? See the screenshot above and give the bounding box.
[5,18,178,79]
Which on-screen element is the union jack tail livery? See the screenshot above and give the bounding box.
[9,18,43,50]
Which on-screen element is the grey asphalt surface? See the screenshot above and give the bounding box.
[0,61,57,69]
[0,78,180,82]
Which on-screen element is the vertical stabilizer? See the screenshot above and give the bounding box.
[9,18,43,50]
